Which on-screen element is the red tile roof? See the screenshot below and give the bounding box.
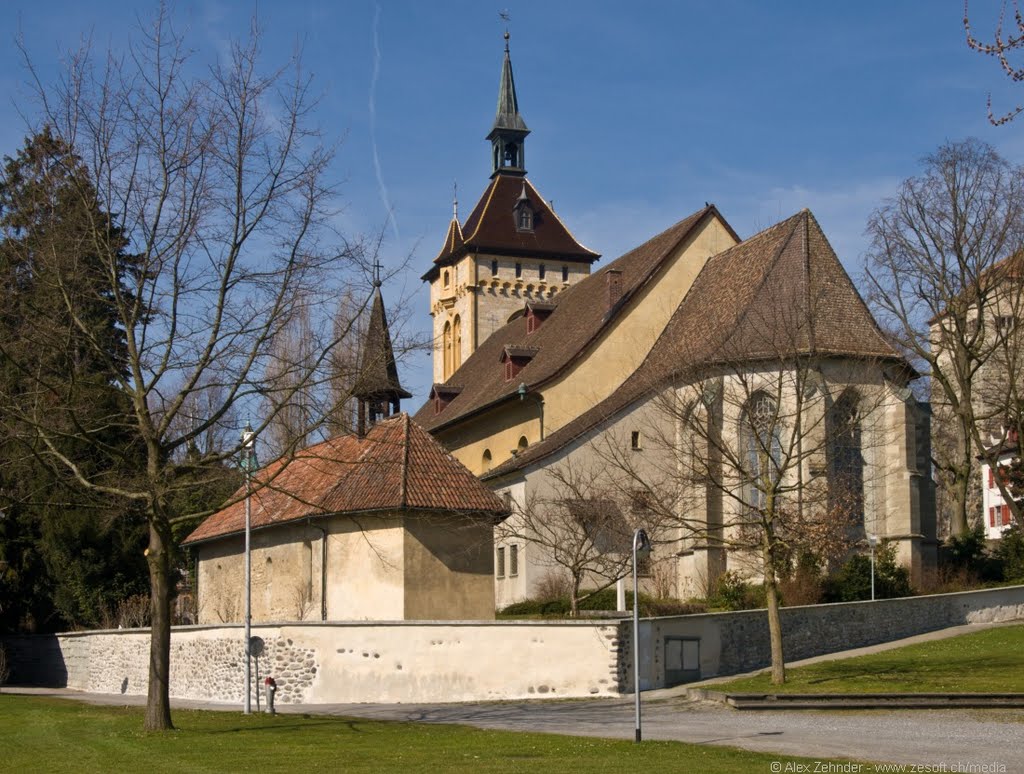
[423,174,599,281]
[182,414,508,545]
[483,209,909,480]
[414,204,736,432]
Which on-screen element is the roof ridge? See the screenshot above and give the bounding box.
[523,179,600,258]
[400,412,410,508]
[803,212,816,354]
[464,177,501,243]
[712,212,805,354]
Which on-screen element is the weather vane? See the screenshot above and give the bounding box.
[500,9,510,45]
[453,180,459,220]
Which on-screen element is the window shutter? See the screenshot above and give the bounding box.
[990,507,996,527]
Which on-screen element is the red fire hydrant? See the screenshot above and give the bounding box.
[264,676,277,715]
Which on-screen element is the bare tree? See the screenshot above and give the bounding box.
[6,8,368,729]
[863,139,1024,535]
[599,360,878,684]
[497,461,651,617]
[965,0,1024,124]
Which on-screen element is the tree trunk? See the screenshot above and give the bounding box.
[764,562,786,686]
[570,574,582,618]
[949,456,972,537]
[144,517,174,731]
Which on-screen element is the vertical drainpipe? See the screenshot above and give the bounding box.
[308,519,328,621]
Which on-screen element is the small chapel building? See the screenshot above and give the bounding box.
[183,285,509,622]
[415,34,937,605]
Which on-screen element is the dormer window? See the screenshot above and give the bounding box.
[500,345,538,382]
[525,301,555,334]
[430,383,462,414]
[513,182,534,233]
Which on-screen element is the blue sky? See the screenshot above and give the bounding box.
[3,1,1023,404]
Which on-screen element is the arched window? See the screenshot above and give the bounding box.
[826,389,864,524]
[452,315,462,372]
[442,321,452,380]
[741,391,782,512]
[517,436,529,453]
[482,449,492,472]
[443,270,450,288]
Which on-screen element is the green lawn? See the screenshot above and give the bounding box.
[1,694,819,773]
[713,623,1024,694]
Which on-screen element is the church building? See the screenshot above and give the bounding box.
[416,35,937,606]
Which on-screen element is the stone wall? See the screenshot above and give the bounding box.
[636,583,1024,689]
[2,620,626,705]
[4,585,1022,703]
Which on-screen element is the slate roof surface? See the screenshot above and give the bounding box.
[483,209,907,480]
[352,287,412,399]
[424,175,599,279]
[414,205,730,432]
[182,414,508,545]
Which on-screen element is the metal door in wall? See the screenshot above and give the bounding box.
[664,637,700,686]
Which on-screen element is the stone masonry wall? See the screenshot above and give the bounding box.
[4,585,1022,702]
[2,620,626,705]
[643,583,1024,688]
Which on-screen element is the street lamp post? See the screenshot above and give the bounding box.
[867,533,878,602]
[632,528,652,743]
[239,422,258,715]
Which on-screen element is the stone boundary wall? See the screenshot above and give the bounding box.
[4,585,1023,703]
[638,583,1024,689]
[1,620,627,705]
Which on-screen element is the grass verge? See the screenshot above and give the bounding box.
[2,693,826,773]
[712,623,1024,694]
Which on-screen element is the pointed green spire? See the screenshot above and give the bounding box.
[487,32,530,176]
[493,32,528,134]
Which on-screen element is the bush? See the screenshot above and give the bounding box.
[823,541,912,602]
[497,588,706,618]
[707,571,765,611]
[994,523,1024,582]
[939,524,1002,585]
[779,552,826,606]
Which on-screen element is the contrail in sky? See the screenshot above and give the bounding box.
[370,3,400,243]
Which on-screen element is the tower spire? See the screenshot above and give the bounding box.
[352,280,411,436]
[487,31,530,177]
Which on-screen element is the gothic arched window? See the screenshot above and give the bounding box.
[741,391,782,512]
[452,315,462,372]
[442,320,453,380]
[826,389,864,524]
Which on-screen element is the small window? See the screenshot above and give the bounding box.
[517,436,529,453]
[482,449,492,472]
[443,270,450,288]
[997,315,1016,336]
[515,263,522,279]
[496,547,505,578]
[510,545,519,577]
[539,264,546,280]
[631,431,642,451]
[562,265,569,282]
[517,208,533,231]
[502,491,513,510]
[491,259,498,276]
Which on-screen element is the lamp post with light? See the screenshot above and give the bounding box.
[632,528,652,743]
[239,422,258,714]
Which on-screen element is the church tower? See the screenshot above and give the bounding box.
[351,273,412,436]
[423,32,600,385]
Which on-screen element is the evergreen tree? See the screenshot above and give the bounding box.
[0,128,149,632]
